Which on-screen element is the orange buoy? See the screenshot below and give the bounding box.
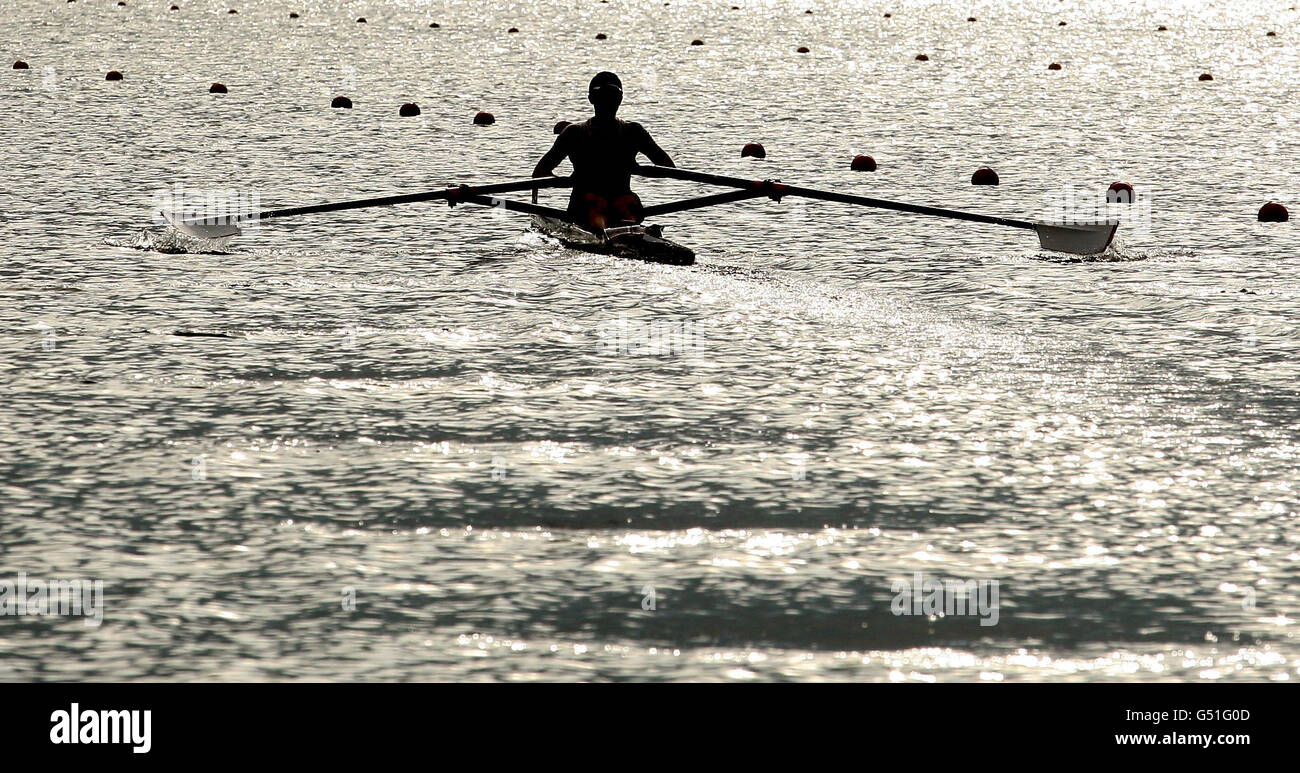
[1198,73,1213,81]
[1106,182,1134,203]
[13,60,29,69]
[1048,62,1062,70]
[850,155,877,172]
[331,96,352,108]
[473,111,495,125]
[797,46,809,53]
[554,120,571,134]
[399,102,421,117]
[209,82,227,93]
[106,70,123,80]
[915,53,929,61]
[741,142,766,159]
[1258,202,1289,222]
[971,167,999,185]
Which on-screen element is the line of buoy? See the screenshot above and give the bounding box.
[850,155,877,172]
[209,82,227,93]
[1258,202,1289,222]
[741,142,766,159]
[971,167,999,185]
[398,102,420,117]
[331,96,352,108]
[473,111,495,125]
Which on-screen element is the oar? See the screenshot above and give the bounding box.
[161,175,573,239]
[633,165,1118,255]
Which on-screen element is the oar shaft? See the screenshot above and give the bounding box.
[641,188,770,217]
[454,194,570,220]
[633,165,1037,230]
[255,176,572,222]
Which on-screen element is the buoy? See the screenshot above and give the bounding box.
[1156,25,1167,31]
[170,4,178,9]
[227,8,237,13]
[105,70,123,80]
[850,155,877,172]
[1198,73,1213,81]
[12,60,29,69]
[596,33,607,40]
[1106,181,1134,204]
[554,120,571,134]
[1048,62,1062,70]
[429,22,439,28]
[968,17,977,22]
[1058,20,1066,26]
[473,111,495,125]
[915,53,929,61]
[1266,31,1276,37]
[209,82,227,93]
[356,17,365,23]
[1258,202,1289,222]
[971,167,999,185]
[507,27,519,33]
[884,12,891,18]
[805,9,812,13]
[691,39,704,45]
[289,12,299,18]
[741,142,766,159]
[117,1,125,5]
[399,102,420,117]
[797,46,809,53]
[331,96,352,108]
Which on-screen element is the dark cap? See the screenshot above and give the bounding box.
[588,71,623,93]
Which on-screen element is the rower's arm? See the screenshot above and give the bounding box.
[532,128,573,177]
[636,124,675,168]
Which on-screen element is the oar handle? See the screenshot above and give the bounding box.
[632,165,1037,230]
[254,176,572,222]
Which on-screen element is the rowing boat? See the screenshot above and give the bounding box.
[160,165,1119,257]
[530,215,695,266]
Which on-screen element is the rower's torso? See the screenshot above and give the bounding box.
[566,118,643,196]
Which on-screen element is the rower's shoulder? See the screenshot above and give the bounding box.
[620,119,651,136]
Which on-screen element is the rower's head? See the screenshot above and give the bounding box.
[588,71,623,116]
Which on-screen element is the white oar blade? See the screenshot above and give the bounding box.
[1034,221,1118,255]
[161,210,243,240]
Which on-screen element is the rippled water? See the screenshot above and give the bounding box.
[2,0,1298,681]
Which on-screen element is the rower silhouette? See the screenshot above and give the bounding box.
[532,72,675,230]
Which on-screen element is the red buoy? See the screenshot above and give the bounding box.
[595,33,607,40]
[170,4,178,9]
[289,12,299,18]
[227,8,237,13]
[1258,202,1289,222]
[968,17,977,22]
[797,46,810,53]
[741,142,766,159]
[473,111,495,125]
[12,60,29,69]
[507,27,519,33]
[356,17,366,23]
[1058,21,1066,26]
[915,53,929,61]
[1157,25,1167,31]
[971,167,999,185]
[1047,62,1062,70]
[105,70,123,80]
[331,96,352,108]
[429,22,439,28]
[691,39,704,46]
[1198,73,1213,81]
[209,82,227,93]
[553,120,571,134]
[1106,182,1134,203]
[399,102,420,117]
[850,155,877,172]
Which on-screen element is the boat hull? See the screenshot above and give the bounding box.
[531,216,695,266]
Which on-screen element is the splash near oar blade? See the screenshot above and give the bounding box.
[1034,221,1118,255]
[161,210,243,240]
